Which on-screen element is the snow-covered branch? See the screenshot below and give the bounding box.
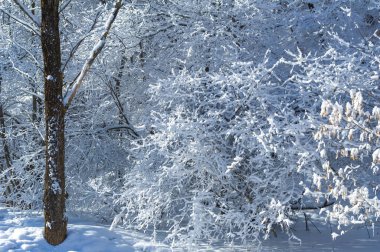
[63,0,123,109]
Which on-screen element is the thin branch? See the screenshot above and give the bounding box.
[0,9,40,36]
[61,34,91,73]
[105,80,139,138]
[63,0,123,109]
[65,124,139,139]
[8,39,42,71]
[102,125,139,134]
[304,213,322,233]
[347,117,380,138]
[61,11,102,72]
[20,89,43,101]
[137,25,175,39]
[3,112,21,125]
[59,0,72,13]
[12,0,40,27]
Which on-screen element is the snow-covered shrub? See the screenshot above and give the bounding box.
[113,0,380,242]
[279,1,380,236]
[114,58,322,244]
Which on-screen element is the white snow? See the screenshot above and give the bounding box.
[45,222,51,230]
[46,75,54,81]
[1,206,380,251]
[0,206,168,252]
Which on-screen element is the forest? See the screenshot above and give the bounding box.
[0,0,380,251]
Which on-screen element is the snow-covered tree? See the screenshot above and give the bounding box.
[0,0,125,244]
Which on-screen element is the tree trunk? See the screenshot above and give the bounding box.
[31,0,41,124]
[114,49,127,126]
[28,0,43,179]
[0,68,14,199]
[40,0,67,245]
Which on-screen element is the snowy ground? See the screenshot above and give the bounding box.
[0,206,169,252]
[1,206,380,251]
[260,217,380,252]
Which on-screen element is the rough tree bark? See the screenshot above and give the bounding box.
[40,0,67,245]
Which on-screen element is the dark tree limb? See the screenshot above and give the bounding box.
[291,199,335,210]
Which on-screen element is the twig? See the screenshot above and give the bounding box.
[12,0,40,27]
[308,217,322,233]
[59,0,72,13]
[0,9,40,36]
[105,80,139,138]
